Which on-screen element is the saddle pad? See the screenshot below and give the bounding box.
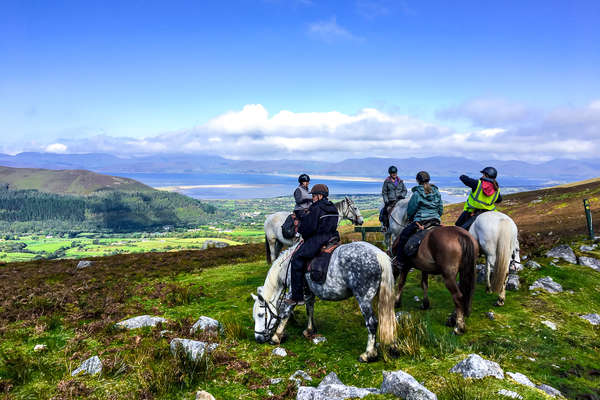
[404,229,431,258]
[307,242,340,284]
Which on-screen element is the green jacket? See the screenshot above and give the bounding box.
[407,185,443,222]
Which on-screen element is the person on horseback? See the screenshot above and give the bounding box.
[393,171,443,267]
[294,174,312,218]
[285,183,340,305]
[455,166,502,230]
[380,165,407,232]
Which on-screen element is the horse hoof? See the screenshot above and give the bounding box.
[302,329,315,338]
[388,346,401,358]
[269,335,281,345]
[453,327,464,335]
[358,353,378,363]
[494,300,505,307]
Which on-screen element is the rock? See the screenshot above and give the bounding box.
[196,390,216,400]
[289,370,312,386]
[160,330,172,337]
[34,344,47,352]
[270,378,283,385]
[580,244,597,252]
[297,384,379,400]
[413,296,420,302]
[71,355,102,376]
[76,260,93,269]
[272,347,287,357]
[476,264,486,284]
[190,316,222,334]
[450,354,504,379]
[541,320,557,330]
[115,315,167,330]
[169,338,218,362]
[312,336,327,344]
[506,274,520,291]
[380,370,437,400]
[580,313,600,325]
[498,389,523,399]
[527,357,536,362]
[320,372,343,386]
[536,384,563,398]
[578,257,600,272]
[528,277,563,293]
[545,245,577,264]
[507,372,535,388]
[486,311,495,321]
[525,260,541,270]
[509,262,524,274]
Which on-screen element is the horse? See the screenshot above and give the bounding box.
[264,196,364,263]
[468,211,520,306]
[393,224,478,335]
[384,196,411,250]
[251,241,397,362]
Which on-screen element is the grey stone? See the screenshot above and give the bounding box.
[545,245,577,264]
[536,384,563,398]
[34,344,47,352]
[272,347,287,357]
[580,313,600,325]
[290,370,312,386]
[297,384,379,400]
[541,320,557,330]
[319,372,343,386]
[450,354,504,379]
[476,264,486,284]
[76,260,93,269]
[580,244,597,252]
[380,370,437,400]
[190,316,222,334]
[71,355,102,376]
[270,378,283,385]
[312,336,327,344]
[506,372,535,388]
[498,389,523,399]
[525,260,541,270]
[169,338,218,362]
[486,311,495,320]
[509,262,524,274]
[116,315,167,330]
[506,274,520,291]
[529,277,563,293]
[578,257,600,272]
[195,390,216,400]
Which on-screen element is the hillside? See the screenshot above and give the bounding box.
[0,166,154,195]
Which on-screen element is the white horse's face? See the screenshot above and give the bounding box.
[344,196,364,225]
[251,287,277,343]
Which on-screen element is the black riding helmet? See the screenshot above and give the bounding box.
[298,174,310,183]
[388,165,398,174]
[480,167,498,179]
[416,171,430,184]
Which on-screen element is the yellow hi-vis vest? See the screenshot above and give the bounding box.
[464,180,499,212]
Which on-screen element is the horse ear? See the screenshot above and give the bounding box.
[251,293,258,301]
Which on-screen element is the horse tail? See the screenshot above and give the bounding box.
[491,219,512,293]
[376,251,397,345]
[265,234,272,264]
[457,232,477,317]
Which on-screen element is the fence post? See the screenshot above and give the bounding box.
[583,199,594,240]
[361,227,366,241]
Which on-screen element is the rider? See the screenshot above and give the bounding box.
[455,166,502,230]
[285,184,340,306]
[394,171,443,266]
[380,165,407,231]
[294,174,312,218]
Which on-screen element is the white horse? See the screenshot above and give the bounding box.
[384,196,412,250]
[264,197,364,263]
[469,211,520,306]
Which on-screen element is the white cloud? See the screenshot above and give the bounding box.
[307,16,363,43]
[45,143,68,153]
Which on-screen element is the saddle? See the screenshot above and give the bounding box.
[403,220,441,258]
[462,209,489,231]
[307,237,341,283]
[281,214,299,239]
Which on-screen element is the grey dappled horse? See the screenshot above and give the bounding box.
[384,196,412,250]
[264,197,364,263]
[252,241,397,362]
[469,211,520,306]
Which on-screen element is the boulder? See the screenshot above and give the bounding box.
[498,389,523,399]
[71,355,102,376]
[545,245,576,264]
[116,315,167,330]
[380,370,437,400]
[506,372,535,388]
[190,316,222,334]
[578,257,600,272]
[76,260,93,269]
[272,347,287,357]
[169,338,218,362]
[196,390,216,400]
[536,384,563,398]
[541,320,557,330]
[580,313,600,325]
[528,277,563,293]
[450,354,504,379]
[506,274,520,291]
[525,260,541,270]
[297,384,379,400]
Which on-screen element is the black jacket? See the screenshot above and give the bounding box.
[459,175,503,203]
[297,198,339,258]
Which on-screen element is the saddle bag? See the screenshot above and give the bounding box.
[307,239,341,284]
[281,214,299,239]
[403,220,441,258]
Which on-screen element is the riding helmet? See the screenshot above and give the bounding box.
[310,184,329,197]
[416,171,430,184]
[480,167,498,179]
[388,165,398,174]
[298,173,310,183]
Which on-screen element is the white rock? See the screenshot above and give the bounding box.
[34,344,47,352]
[196,390,216,400]
[580,244,597,252]
[578,257,600,272]
[76,260,93,269]
[541,320,557,330]
[270,378,283,385]
[545,245,577,264]
[297,384,379,400]
[498,389,523,399]
[525,260,542,270]
[450,354,504,379]
[413,296,420,302]
[272,347,287,357]
[536,384,563,398]
[190,316,222,334]
[169,338,218,362]
[527,357,536,362]
[312,336,327,344]
[380,370,437,400]
[160,330,171,337]
[507,372,536,388]
[319,372,343,386]
[116,315,167,329]
[509,262,524,274]
[71,355,102,376]
[528,276,563,293]
[486,311,495,321]
[580,313,600,325]
[506,274,520,291]
[289,370,312,386]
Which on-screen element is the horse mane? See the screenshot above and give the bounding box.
[262,242,299,302]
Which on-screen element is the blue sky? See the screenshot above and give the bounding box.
[1,0,599,160]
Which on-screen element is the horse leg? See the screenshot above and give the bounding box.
[495,273,508,307]
[274,240,283,261]
[442,273,466,335]
[356,299,378,363]
[421,272,430,310]
[485,254,495,293]
[394,266,410,308]
[303,295,316,337]
[270,313,291,345]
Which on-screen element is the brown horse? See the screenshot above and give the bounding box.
[393,226,478,334]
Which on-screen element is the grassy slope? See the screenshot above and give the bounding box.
[0,166,154,195]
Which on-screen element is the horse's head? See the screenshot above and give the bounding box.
[343,196,364,225]
[251,286,278,343]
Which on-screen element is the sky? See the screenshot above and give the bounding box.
[1,0,599,161]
